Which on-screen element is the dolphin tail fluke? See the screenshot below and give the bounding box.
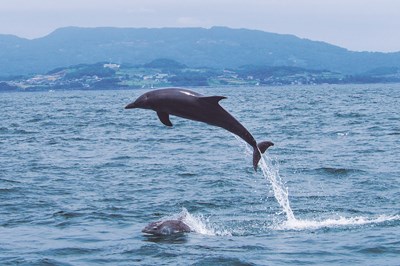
[252,141,274,171]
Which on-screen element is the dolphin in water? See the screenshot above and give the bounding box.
[125,88,273,171]
[142,219,192,235]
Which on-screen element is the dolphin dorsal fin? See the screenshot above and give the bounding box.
[157,111,173,127]
[198,96,227,105]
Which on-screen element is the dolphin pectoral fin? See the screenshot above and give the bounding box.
[157,111,173,127]
[253,141,274,171]
[198,96,227,105]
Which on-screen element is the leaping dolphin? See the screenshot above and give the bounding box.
[125,88,273,171]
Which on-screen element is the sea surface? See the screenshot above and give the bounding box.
[1,84,399,265]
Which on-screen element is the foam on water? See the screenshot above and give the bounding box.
[173,208,232,236]
[235,136,400,232]
[275,214,400,231]
[258,155,400,231]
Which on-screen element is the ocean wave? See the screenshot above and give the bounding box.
[334,112,366,118]
[192,256,255,266]
[313,167,366,176]
[0,258,73,266]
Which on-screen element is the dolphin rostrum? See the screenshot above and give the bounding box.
[125,88,273,171]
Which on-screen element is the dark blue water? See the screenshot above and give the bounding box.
[1,84,399,265]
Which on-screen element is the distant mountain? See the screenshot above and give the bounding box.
[1,26,400,76]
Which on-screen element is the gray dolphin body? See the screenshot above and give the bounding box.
[142,220,192,235]
[125,88,273,171]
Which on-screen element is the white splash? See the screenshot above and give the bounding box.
[258,153,296,221]
[177,208,231,236]
[275,214,400,230]
[233,136,400,232]
[256,151,400,231]
[233,135,296,221]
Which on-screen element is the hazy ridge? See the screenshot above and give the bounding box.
[1,26,400,76]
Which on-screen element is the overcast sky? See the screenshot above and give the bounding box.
[1,0,399,52]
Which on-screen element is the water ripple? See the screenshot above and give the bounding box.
[0,85,399,265]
